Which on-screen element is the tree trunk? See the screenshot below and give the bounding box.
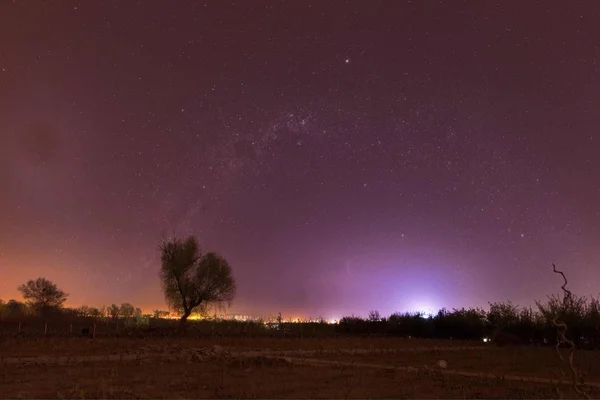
[180,309,191,323]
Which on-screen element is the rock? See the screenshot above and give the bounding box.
[212,345,224,354]
[436,359,448,369]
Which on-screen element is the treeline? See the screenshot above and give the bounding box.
[1,294,599,349]
[2,264,598,348]
[338,294,600,349]
[0,298,169,322]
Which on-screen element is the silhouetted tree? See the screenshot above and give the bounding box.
[6,299,29,317]
[159,235,236,323]
[0,299,7,320]
[98,305,108,318]
[88,307,102,318]
[109,304,120,319]
[119,303,135,318]
[152,309,170,319]
[434,307,487,340]
[77,305,90,317]
[17,277,68,316]
[368,310,381,321]
[487,301,520,329]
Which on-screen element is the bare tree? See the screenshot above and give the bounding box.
[368,310,381,322]
[548,264,589,399]
[159,235,236,323]
[17,277,68,315]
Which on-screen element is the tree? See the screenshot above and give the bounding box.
[119,303,135,318]
[0,299,8,320]
[77,305,91,317]
[368,310,381,322]
[98,305,108,318]
[159,235,236,323]
[6,299,29,317]
[88,307,102,318]
[17,278,68,314]
[152,309,170,319]
[109,304,120,319]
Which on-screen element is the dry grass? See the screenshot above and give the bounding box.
[1,337,599,398]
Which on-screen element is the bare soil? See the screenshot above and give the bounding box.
[1,337,598,399]
[312,345,600,381]
[0,336,473,357]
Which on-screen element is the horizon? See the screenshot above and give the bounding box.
[1,274,587,321]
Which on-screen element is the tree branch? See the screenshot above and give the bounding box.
[551,264,589,399]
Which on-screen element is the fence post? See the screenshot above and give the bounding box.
[18,321,21,333]
[69,324,73,334]
[44,322,48,336]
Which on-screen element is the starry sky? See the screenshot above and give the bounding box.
[1,1,599,319]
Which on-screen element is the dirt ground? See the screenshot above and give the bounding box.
[0,336,473,357]
[1,337,598,399]
[312,345,600,381]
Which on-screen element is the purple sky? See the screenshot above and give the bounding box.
[1,1,599,319]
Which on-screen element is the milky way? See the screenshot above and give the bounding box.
[1,1,599,318]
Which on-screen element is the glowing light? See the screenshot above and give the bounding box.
[406,297,439,318]
[406,306,435,318]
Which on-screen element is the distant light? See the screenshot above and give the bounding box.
[345,58,350,64]
[408,302,436,319]
[483,337,490,343]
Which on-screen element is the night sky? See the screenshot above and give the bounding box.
[1,1,599,319]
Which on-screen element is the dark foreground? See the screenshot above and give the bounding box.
[1,337,598,398]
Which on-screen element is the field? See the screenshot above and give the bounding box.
[1,336,599,398]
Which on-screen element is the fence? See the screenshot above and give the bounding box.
[0,317,135,338]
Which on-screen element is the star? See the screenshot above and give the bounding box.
[1,0,598,320]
